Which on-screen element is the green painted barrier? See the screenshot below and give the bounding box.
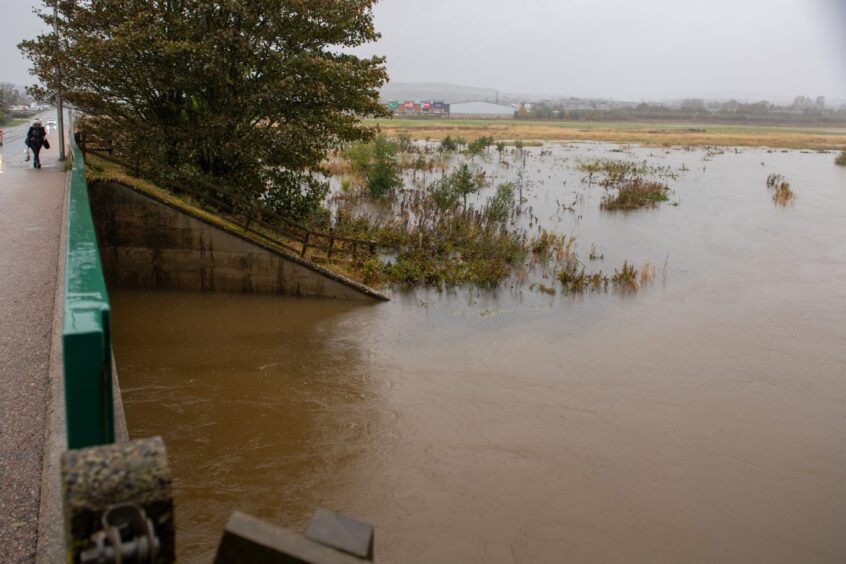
[63,120,114,449]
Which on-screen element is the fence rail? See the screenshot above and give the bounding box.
[77,134,380,264]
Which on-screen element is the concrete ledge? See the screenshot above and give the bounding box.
[89,179,389,301]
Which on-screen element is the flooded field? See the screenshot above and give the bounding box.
[112,142,846,563]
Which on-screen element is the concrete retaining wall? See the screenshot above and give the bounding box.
[88,181,386,300]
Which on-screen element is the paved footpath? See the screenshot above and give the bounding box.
[0,118,66,563]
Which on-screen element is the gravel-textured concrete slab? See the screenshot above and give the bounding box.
[0,119,66,563]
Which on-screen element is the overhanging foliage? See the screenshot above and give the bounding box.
[21,0,388,220]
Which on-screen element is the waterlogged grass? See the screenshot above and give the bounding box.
[836,150,846,166]
[334,211,529,288]
[577,159,647,177]
[576,158,672,211]
[577,159,646,176]
[601,179,670,210]
[767,173,795,207]
[328,139,663,293]
[557,259,655,293]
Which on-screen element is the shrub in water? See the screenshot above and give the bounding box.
[440,136,458,152]
[366,135,400,197]
[484,182,515,224]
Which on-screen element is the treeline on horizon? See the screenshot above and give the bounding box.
[519,96,846,126]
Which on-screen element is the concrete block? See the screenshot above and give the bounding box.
[304,509,374,560]
[61,437,174,563]
[214,512,367,564]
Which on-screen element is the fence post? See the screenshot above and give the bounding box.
[300,232,310,257]
[327,228,335,262]
[243,203,258,233]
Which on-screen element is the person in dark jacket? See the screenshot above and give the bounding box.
[25,119,49,169]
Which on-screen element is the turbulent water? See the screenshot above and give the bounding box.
[112,142,846,563]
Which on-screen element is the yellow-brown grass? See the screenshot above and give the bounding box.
[372,120,846,150]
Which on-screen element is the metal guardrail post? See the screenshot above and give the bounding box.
[63,116,115,449]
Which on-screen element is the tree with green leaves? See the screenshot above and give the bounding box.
[20,0,388,220]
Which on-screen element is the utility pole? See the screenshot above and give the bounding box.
[54,0,66,161]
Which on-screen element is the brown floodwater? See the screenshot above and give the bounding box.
[112,143,846,563]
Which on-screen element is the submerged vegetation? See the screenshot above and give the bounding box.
[577,159,647,178]
[366,136,402,197]
[323,140,662,293]
[465,136,495,156]
[578,159,673,211]
[766,173,795,207]
[601,179,670,210]
[557,259,654,293]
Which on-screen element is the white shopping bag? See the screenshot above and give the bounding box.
[24,148,30,162]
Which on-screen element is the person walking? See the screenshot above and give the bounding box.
[25,119,49,169]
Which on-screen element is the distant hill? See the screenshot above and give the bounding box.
[379,82,559,104]
[379,82,846,111]
[379,82,620,107]
[379,82,501,104]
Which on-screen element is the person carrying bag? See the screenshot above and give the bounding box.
[25,119,49,169]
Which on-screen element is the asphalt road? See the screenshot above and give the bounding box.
[0,116,65,563]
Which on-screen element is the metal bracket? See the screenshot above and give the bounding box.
[80,504,160,564]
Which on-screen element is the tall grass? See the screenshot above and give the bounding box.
[766,173,794,207]
[600,179,669,210]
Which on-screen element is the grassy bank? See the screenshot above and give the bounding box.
[368,118,846,150]
[2,118,30,128]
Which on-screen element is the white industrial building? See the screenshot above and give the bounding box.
[448,101,516,119]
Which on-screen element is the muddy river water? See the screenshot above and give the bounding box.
[112,143,846,563]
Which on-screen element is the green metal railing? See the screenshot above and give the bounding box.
[63,119,114,449]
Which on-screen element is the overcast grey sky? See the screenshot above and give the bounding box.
[3,0,845,102]
[354,0,846,101]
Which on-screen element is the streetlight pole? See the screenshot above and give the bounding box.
[54,0,66,161]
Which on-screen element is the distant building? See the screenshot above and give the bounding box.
[387,100,449,117]
[448,101,516,119]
